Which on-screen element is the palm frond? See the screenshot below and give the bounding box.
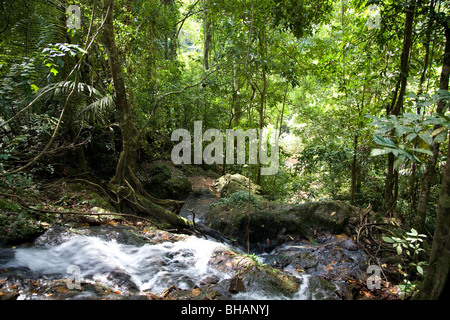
[79,94,115,125]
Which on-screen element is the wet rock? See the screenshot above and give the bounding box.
[228,276,246,293]
[34,224,153,247]
[305,276,339,300]
[0,204,46,245]
[207,247,300,299]
[261,233,368,284]
[106,269,140,294]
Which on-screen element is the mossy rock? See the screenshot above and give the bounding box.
[0,211,46,245]
[207,247,300,299]
[215,174,261,198]
[206,200,357,251]
[139,161,192,200]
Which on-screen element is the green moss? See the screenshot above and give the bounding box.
[0,198,21,212]
[0,211,44,245]
[67,183,86,192]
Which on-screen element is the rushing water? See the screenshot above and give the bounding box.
[0,222,366,300]
[1,233,231,296]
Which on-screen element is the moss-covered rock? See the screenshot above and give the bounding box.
[138,161,192,200]
[215,174,261,197]
[0,210,46,245]
[205,200,357,251]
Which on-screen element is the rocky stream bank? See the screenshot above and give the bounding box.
[0,168,376,300]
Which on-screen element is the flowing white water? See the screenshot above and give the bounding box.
[2,229,347,300]
[5,235,229,294]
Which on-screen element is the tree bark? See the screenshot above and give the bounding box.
[102,0,139,184]
[256,24,267,185]
[203,1,212,70]
[102,0,192,229]
[384,2,415,216]
[414,134,450,300]
[414,25,450,234]
[350,134,358,205]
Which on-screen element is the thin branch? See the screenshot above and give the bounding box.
[1,5,110,176]
[0,191,161,228]
[137,67,218,135]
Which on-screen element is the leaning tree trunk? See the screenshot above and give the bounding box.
[414,134,450,300]
[102,0,191,229]
[414,25,450,234]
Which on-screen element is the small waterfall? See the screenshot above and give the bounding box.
[4,234,230,295]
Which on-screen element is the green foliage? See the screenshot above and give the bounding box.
[0,210,44,245]
[382,228,428,299]
[272,0,334,38]
[294,141,352,199]
[369,113,450,169]
[210,190,261,209]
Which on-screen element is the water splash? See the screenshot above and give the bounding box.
[5,235,229,294]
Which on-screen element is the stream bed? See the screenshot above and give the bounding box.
[0,222,369,300]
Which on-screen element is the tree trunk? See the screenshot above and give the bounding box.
[414,25,450,234]
[102,0,191,229]
[203,1,212,70]
[256,24,267,185]
[350,134,358,205]
[414,135,450,300]
[384,2,415,216]
[102,0,139,184]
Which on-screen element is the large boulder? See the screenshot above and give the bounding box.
[215,174,261,197]
[138,161,192,200]
[205,199,357,251]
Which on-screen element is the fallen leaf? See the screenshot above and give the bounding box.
[192,288,201,296]
[323,265,334,272]
[113,290,121,295]
[330,211,336,216]
[54,286,69,293]
[0,292,4,296]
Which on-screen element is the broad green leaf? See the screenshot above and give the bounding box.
[411,148,433,156]
[50,67,59,76]
[406,132,417,141]
[370,148,391,156]
[396,125,414,136]
[396,245,403,255]
[382,236,395,243]
[373,134,396,148]
[431,126,446,137]
[30,84,39,93]
[418,133,433,146]
[417,265,424,275]
[435,130,448,143]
